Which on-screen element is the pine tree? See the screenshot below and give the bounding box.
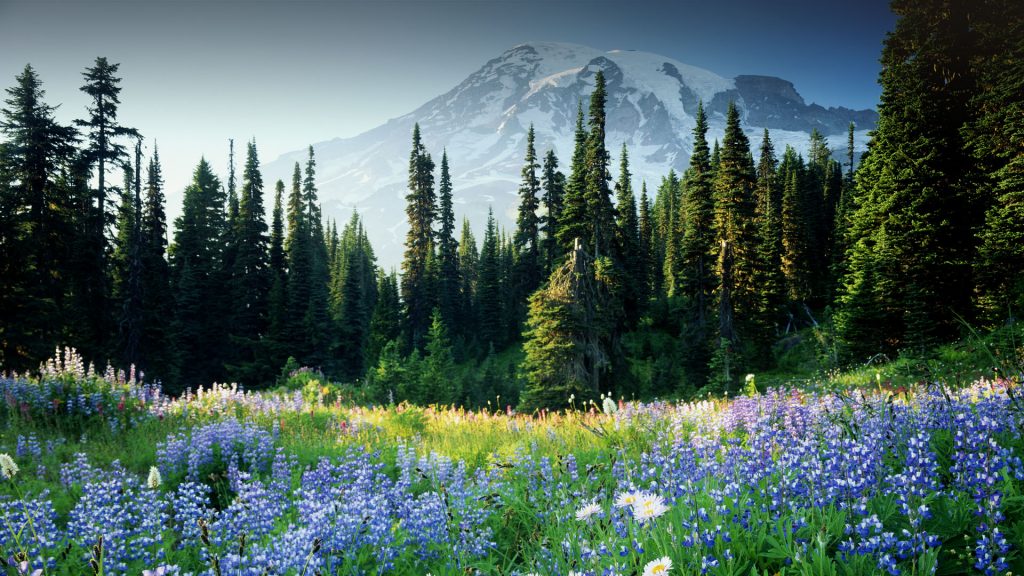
[651,167,682,298]
[637,181,653,302]
[75,57,141,362]
[112,143,145,369]
[0,65,78,371]
[513,125,543,323]
[677,102,717,386]
[169,159,226,389]
[367,269,401,370]
[401,124,436,350]
[754,129,784,331]
[582,70,617,260]
[226,140,271,385]
[138,145,175,385]
[302,146,332,370]
[285,162,310,358]
[614,143,642,323]
[520,239,611,411]
[457,218,479,343]
[267,179,288,369]
[435,151,461,334]
[476,209,503,349]
[779,147,812,306]
[969,1,1024,323]
[540,149,565,274]
[836,0,983,354]
[711,102,762,388]
[556,102,588,252]
[421,308,459,405]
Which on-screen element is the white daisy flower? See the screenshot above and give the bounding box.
[614,489,643,509]
[575,501,602,521]
[633,493,669,524]
[642,556,672,576]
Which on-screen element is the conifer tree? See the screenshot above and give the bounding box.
[837,0,983,354]
[435,151,461,334]
[614,143,642,323]
[637,181,653,301]
[676,102,718,385]
[582,70,617,260]
[711,102,762,388]
[401,123,436,350]
[658,170,682,296]
[779,147,812,306]
[75,57,141,362]
[367,269,401,370]
[227,140,271,385]
[476,209,503,350]
[513,125,543,321]
[169,159,226,389]
[0,65,79,371]
[285,162,310,357]
[138,145,175,385]
[540,149,565,274]
[457,218,479,342]
[267,179,288,367]
[421,308,459,405]
[520,239,611,411]
[557,102,588,252]
[754,129,784,329]
[302,146,332,370]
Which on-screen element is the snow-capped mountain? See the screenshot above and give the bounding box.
[264,42,877,267]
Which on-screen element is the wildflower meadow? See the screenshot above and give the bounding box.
[2,348,1023,575]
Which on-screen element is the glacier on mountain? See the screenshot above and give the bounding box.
[263,41,877,267]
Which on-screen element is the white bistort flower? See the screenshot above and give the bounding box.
[575,501,602,521]
[147,465,162,489]
[642,556,672,576]
[0,453,18,479]
[633,493,669,524]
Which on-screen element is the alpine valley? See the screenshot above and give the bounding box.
[264,41,878,266]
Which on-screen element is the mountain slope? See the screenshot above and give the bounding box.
[265,42,877,267]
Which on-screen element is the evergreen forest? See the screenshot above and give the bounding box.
[1,0,1022,411]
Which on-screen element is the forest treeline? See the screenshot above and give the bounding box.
[1,0,1021,408]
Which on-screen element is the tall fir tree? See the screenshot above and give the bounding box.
[836,0,983,356]
[556,102,588,253]
[614,143,642,323]
[513,125,543,324]
[754,129,784,331]
[457,218,479,344]
[226,140,272,385]
[138,145,175,385]
[540,149,565,274]
[302,146,333,370]
[677,102,717,386]
[711,102,763,389]
[435,151,461,334]
[285,162,310,358]
[0,66,79,372]
[367,269,400,370]
[581,70,617,260]
[637,181,654,302]
[267,179,288,370]
[74,57,141,363]
[401,124,437,351]
[169,159,227,390]
[476,209,503,350]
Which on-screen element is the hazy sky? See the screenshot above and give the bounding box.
[1,0,894,221]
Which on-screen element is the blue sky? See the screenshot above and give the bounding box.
[0,0,894,220]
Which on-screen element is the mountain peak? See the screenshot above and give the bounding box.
[265,42,878,267]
